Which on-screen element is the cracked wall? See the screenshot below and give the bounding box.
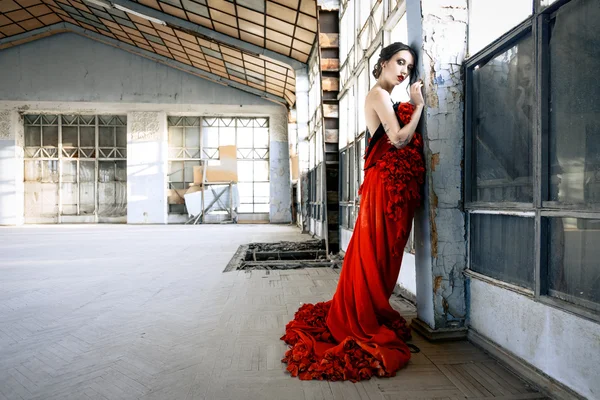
[411,0,468,329]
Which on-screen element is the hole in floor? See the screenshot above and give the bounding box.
[224,239,342,272]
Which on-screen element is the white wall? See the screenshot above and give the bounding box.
[127,111,168,224]
[0,139,20,225]
[0,33,274,107]
[0,111,24,226]
[469,278,600,400]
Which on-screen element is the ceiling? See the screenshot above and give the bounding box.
[0,0,319,106]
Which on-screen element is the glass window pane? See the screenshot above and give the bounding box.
[253,128,269,148]
[116,127,127,148]
[62,126,78,147]
[468,0,532,55]
[470,213,534,289]
[42,126,58,147]
[548,0,600,205]
[220,127,236,146]
[358,137,365,185]
[169,161,184,183]
[237,160,254,181]
[80,127,95,147]
[25,125,41,147]
[115,161,127,182]
[347,86,355,144]
[340,150,347,202]
[237,182,253,198]
[24,160,42,181]
[339,95,348,148]
[184,161,200,184]
[60,182,77,215]
[185,127,200,149]
[99,126,115,147]
[471,35,534,203]
[99,161,116,183]
[79,181,95,214]
[79,161,95,182]
[202,126,220,148]
[253,160,269,181]
[369,47,381,88]
[237,127,253,148]
[61,160,77,183]
[357,68,367,131]
[254,182,269,197]
[349,145,355,198]
[238,204,253,213]
[169,127,184,147]
[41,160,59,183]
[169,148,180,159]
[548,217,600,311]
[540,0,559,8]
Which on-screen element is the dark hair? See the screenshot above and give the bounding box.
[372,42,418,84]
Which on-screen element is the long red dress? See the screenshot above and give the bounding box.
[281,102,425,381]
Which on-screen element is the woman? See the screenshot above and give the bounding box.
[281,42,425,381]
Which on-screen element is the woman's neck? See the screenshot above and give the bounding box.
[375,79,394,94]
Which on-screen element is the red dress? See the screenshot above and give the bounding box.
[281,102,425,381]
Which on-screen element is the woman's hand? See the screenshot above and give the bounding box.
[410,80,425,107]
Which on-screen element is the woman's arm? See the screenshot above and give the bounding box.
[370,82,425,149]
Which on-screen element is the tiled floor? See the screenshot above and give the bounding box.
[0,225,547,400]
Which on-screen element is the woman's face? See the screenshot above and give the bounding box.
[382,50,414,85]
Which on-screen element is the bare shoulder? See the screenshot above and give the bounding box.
[365,87,390,112]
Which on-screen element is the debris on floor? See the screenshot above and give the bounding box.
[224,239,343,271]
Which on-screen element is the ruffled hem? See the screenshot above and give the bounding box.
[280,302,411,382]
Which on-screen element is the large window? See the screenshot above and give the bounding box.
[234,117,270,213]
[471,34,534,203]
[168,117,269,215]
[24,115,127,223]
[167,117,203,215]
[466,0,600,319]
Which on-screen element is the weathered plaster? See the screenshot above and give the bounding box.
[0,111,12,140]
[411,0,468,329]
[269,112,292,223]
[130,112,161,142]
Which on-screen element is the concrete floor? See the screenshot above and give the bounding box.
[0,225,547,400]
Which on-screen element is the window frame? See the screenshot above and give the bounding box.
[464,0,600,324]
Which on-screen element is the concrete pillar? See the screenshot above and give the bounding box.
[407,0,468,339]
[127,111,168,224]
[269,110,292,223]
[295,68,310,232]
[0,110,24,226]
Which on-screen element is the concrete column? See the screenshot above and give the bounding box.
[269,110,292,223]
[295,68,310,232]
[0,110,24,226]
[407,0,468,339]
[127,111,168,224]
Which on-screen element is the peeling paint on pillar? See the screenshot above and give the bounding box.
[419,0,468,328]
[269,111,292,223]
